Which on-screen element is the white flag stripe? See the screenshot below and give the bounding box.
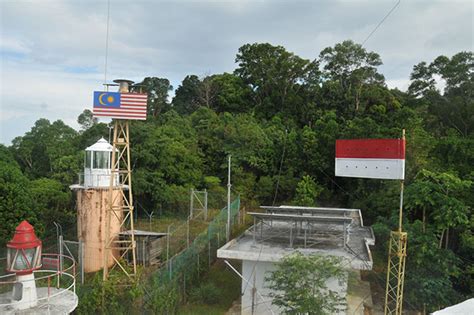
[121,99,147,103]
[121,99,147,102]
[93,114,146,118]
[121,94,147,97]
[121,93,147,97]
[93,112,145,116]
[335,158,405,180]
[121,102,147,106]
[93,113,146,119]
[120,107,146,110]
[94,109,146,114]
[93,109,146,113]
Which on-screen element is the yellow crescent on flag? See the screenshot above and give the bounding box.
[98,93,107,105]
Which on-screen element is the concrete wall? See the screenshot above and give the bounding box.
[241,260,347,315]
[76,188,123,273]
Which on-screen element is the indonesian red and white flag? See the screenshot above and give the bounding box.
[335,139,405,180]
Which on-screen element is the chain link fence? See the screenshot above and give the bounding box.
[143,196,241,313]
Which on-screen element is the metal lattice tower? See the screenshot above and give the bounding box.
[103,120,137,280]
[384,231,407,314]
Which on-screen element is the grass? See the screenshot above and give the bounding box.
[135,210,220,258]
[135,205,253,314]
[178,259,241,315]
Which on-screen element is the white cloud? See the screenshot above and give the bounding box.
[0,35,32,55]
[0,0,472,144]
[386,79,410,91]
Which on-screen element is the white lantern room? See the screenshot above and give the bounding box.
[84,138,118,187]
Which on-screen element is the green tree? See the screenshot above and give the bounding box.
[319,40,384,112]
[265,252,345,315]
[77,109,98,131]
[172,75,202,115]
[11,119,77,179]
[75,122,109,151]
[136,77,173,118]
[293,175,323,206]
[131,111,203,214]
[0,157,41,245]
[408,52,473,137]
[405,169,471,248]
[30,178,73,233]
[211,73,252,113]
[235,43,320,119]
[373,217,463,312]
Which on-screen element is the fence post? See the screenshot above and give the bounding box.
[204,189,208,221]
[167,224,171,262]
[187,218,190,248]
[149,211,154,232]
[197,253,200,277]
[226,155,232,242]
[208,231,211,267]
[59,235,63,271]
[169,257,172,280]
[190,188,194,219]
[143,239,146,266]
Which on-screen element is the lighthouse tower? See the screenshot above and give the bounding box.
[70,138,123,272]
[0,221,78,314]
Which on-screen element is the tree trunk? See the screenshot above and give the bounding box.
[445,227,449,249]
[439,229,445,249]
[422,208,426,233]
[355,82,363,112]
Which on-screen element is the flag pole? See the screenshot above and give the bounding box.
[398,129,405,232]
[384,128,408,315]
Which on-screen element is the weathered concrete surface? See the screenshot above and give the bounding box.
[76,188,123,272]
[218,206,375,315]
[0,287,78,314]
[347,271,374,315]
[239,259,348,315]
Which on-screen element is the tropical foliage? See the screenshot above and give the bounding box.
[265,252,345,315]
[1,41,472,312]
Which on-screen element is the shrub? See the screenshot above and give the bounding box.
[189,283,220,305]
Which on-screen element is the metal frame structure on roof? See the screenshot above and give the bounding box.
[217,204,375,270]
[261,205,359,212]
[248,212,353,223]
[247,208,353,250]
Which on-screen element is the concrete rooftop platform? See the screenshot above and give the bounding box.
[218,205,375,270]
[0,288,78,314]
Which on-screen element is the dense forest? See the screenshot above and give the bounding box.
[0,40,472,311]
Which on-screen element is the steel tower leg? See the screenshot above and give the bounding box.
[384,230,407,315]
[103,120,137,280]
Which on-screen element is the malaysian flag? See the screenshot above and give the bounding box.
[93,91,148,120]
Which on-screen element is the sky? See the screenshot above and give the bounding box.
[0,0,472,144]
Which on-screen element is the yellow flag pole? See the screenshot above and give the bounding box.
[398,129,405,232]
[384,128,407,315]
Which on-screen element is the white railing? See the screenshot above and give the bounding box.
[0,253,76,307]
[78,171,120,188]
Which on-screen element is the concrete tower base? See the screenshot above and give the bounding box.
[76,188,123,273]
